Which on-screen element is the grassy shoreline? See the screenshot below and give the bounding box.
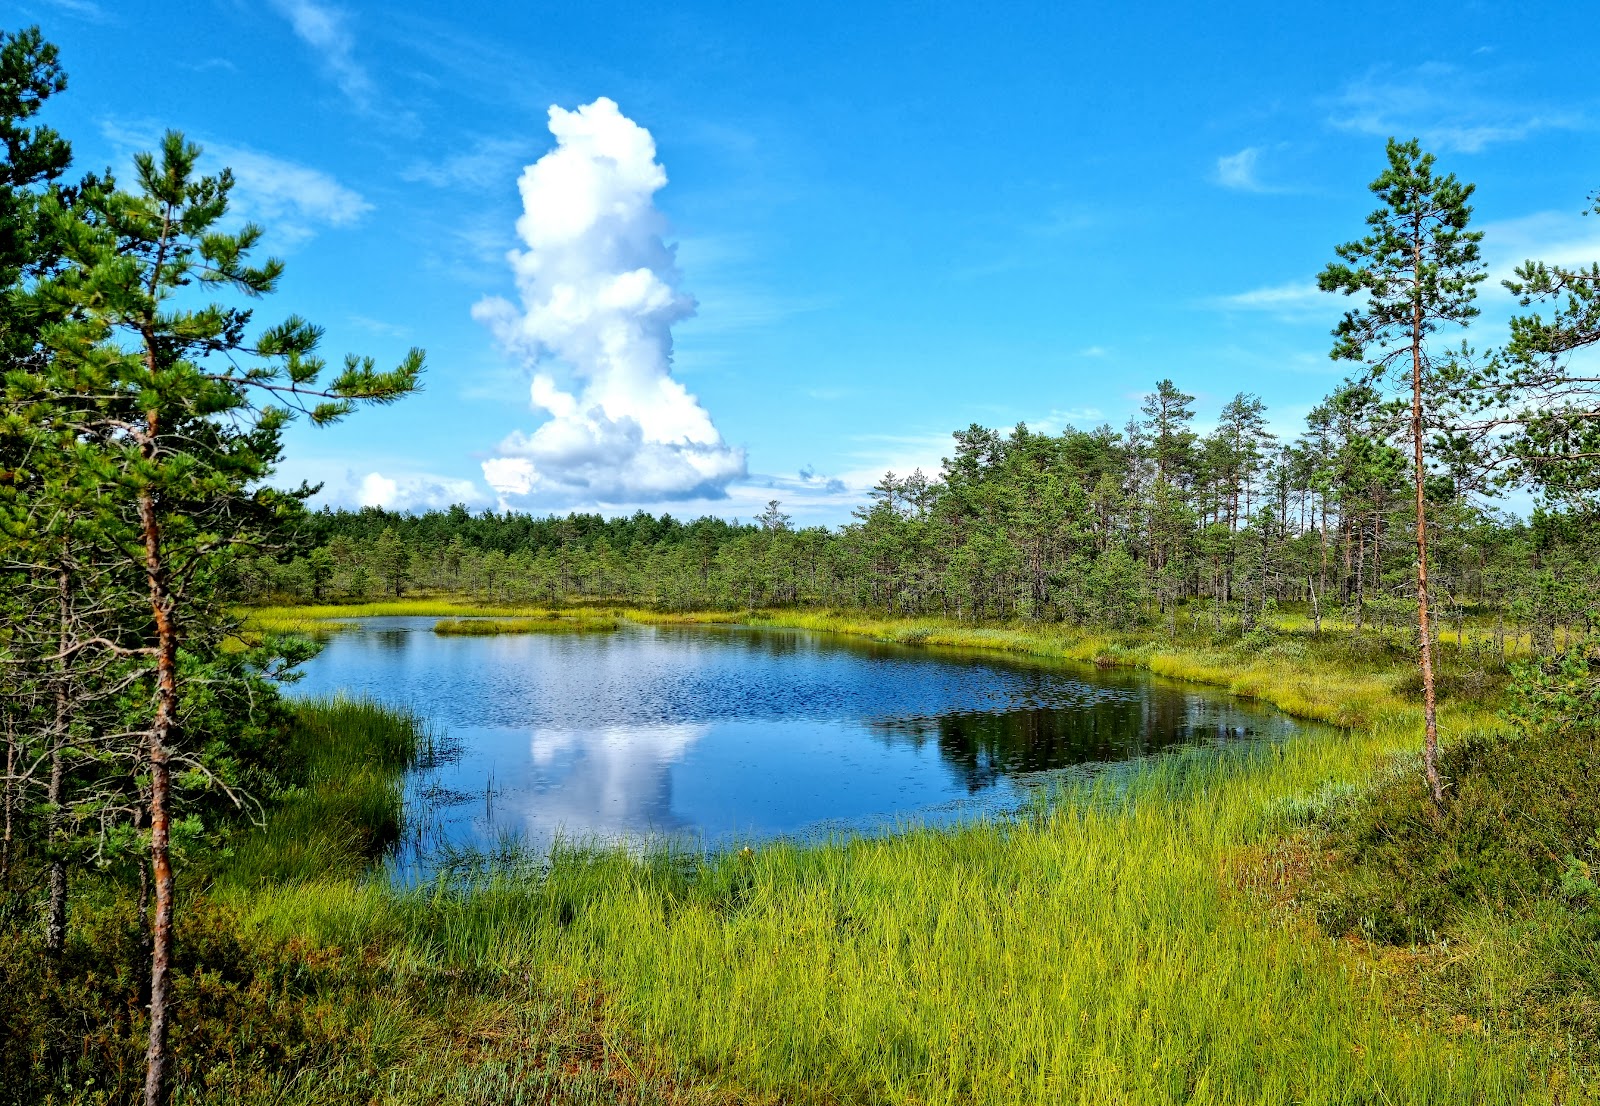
[191,601,1593,1101]
[245,599,1413,727]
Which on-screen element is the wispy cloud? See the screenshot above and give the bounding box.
[216,145,371,241]
[1209,281,1337,324]
[38,0,110,21]
[1032,408,1105,434]
[347,314,411,338]
[402,136,532,190]
[672,235,832,336]
[100,121,371,247]
[835,430,954,490]
[1031,204,1099,238]
[1327,63,1582,153]
[269,0,374,110]
[1214,146,1271,192]
[1480,209,1600,295]
[1209,280,1326,318]
[793,465,847,495]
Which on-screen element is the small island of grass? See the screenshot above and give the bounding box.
[432,614,620,634]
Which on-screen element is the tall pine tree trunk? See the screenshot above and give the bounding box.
[46,562,70,957]
[1355,521,1366,633]
[139,407,179,1106]
[45,753,66,953]
[0,729,14,888]
[1411,265,1444,805]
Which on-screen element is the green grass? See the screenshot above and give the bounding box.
[241,599,568,635]
[215,697,426,889]
[433,614,620,635]
[102,604,1586,1102]
[222,701,1577,1104]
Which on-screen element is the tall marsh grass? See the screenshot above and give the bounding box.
[202,606,1587,1101]
[218,697,426,888]
[233,704,1571,1103]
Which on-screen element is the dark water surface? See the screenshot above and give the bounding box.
[288,618,1312,869]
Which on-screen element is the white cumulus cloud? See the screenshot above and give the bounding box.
[473,97,747,508]
[353,471,489,511]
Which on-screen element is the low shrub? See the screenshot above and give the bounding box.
[1313,728,1600,943]
[0,896,338,1106]
[1308,649,1600,1055]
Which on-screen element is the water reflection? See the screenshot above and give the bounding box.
[519,723,705,838]
[876,694,1268,791]
[287,618,1313,868]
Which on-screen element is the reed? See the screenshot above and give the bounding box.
[217,697,426,889]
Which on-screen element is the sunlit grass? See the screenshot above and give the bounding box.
[216,697,426,889]
[227,696,1577,1103]
[432,614,620,635]
[241,599,565,635]
[204,604,1590,1101]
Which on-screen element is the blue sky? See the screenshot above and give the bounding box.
[19,0,1600,524]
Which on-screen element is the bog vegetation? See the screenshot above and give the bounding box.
[5,21,1600,1106]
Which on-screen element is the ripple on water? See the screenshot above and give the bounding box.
[287,618,1309,873]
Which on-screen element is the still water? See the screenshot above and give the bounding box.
[289,618,1310,868]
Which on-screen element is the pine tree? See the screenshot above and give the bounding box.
[1500,189,1600,505]
[1319,138,1485,804]
[1139,378,1198,487]
[35,130,422,1106]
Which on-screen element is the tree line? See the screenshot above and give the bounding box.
[258,141,1600,807]
[262,392,1597,649]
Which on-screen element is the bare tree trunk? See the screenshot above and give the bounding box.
[139,412,179,1106]
[46,563,71,957]
[1318,498,1329,622]
[0,727,14,889]
[45,752,65,955]
[1355,520,1366,634]
[1342,511,1353,603]
[1411,272,1444,806]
